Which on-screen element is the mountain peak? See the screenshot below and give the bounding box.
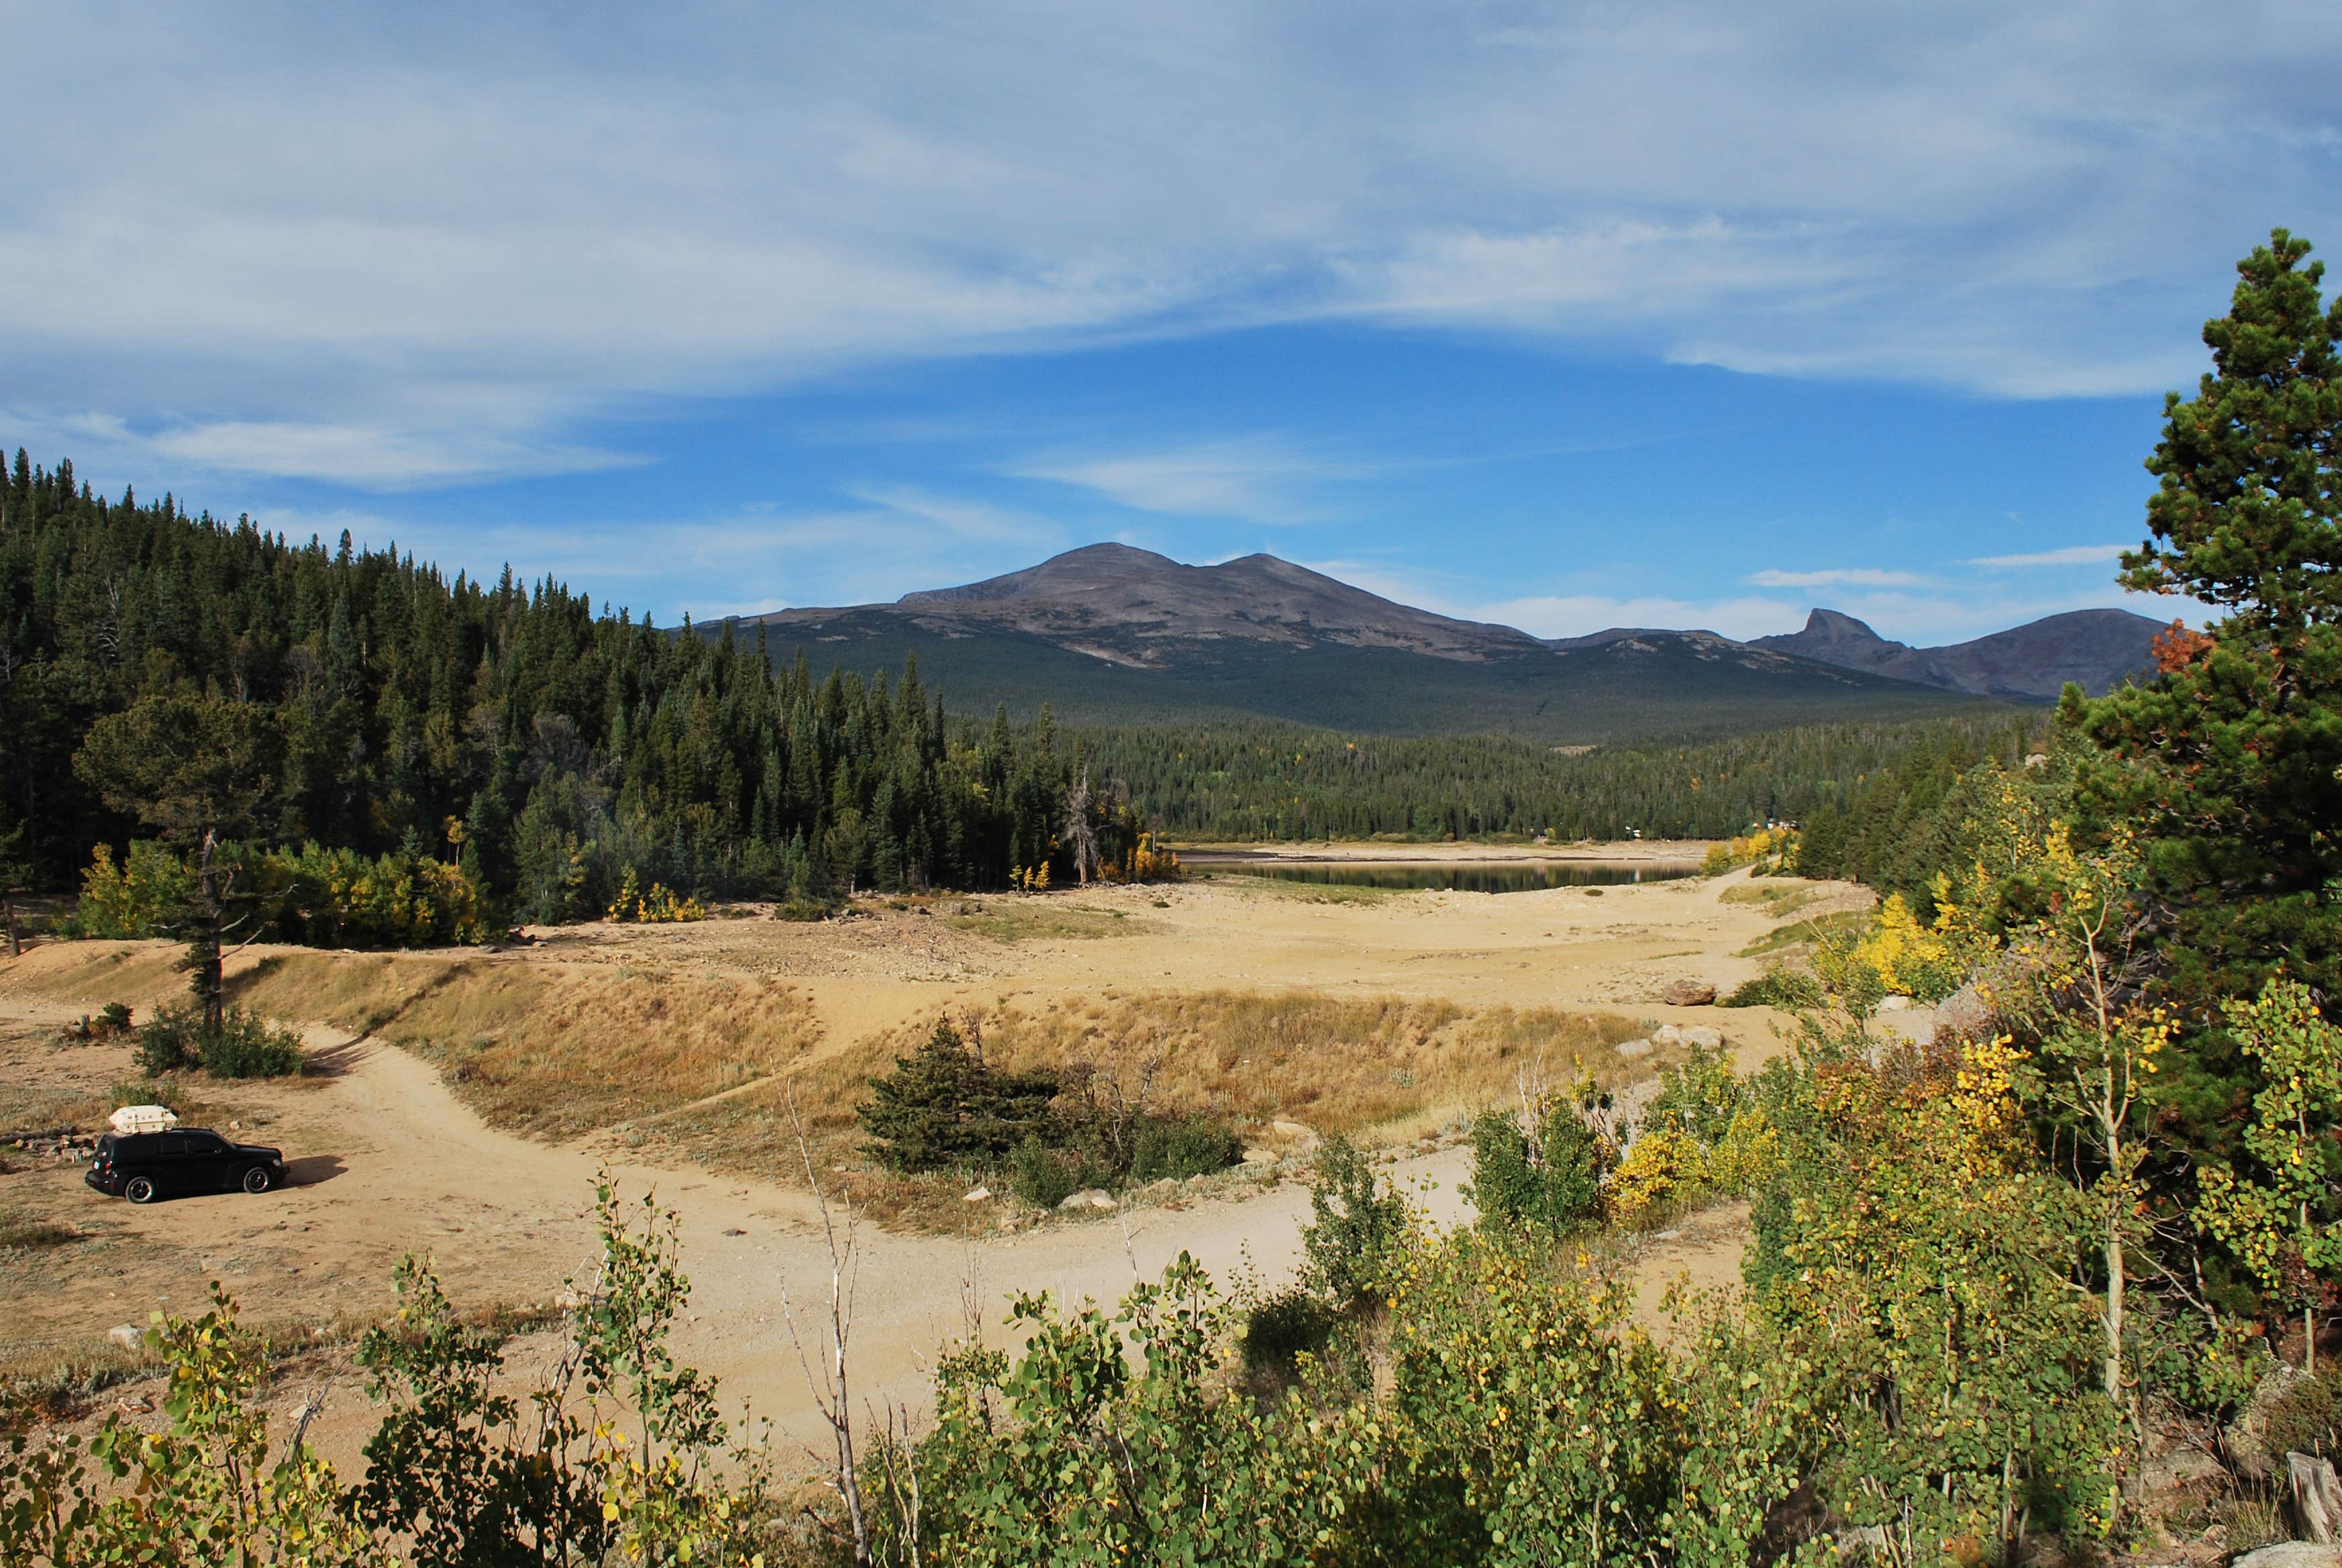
[1755,604,2163,699]
[867,544,1545,664]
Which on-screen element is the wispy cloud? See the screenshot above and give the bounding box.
[1747,567,1929,588]
[1005,439,1358,523]
[1968,543,2131,567]
[7,0,2337,489]
[252,485,1072,616]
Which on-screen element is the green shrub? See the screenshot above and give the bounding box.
[1008,1137,1082,1208]
[1720,967,1823,1009]
[1303,1134,1412,1312]
[135,1002,303,1080]
[1467,1098,1606,1239]
[1126,1115,1242,1183]
[2263,1369,2342,1461]
[136,1005,201,1075]
[99,1002,133,1033]
[201,1011,305,1078]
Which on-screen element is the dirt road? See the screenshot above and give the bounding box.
[1,859,1802,1466]
[1,997,1477,1466]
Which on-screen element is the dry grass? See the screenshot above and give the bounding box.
[0,1214,80,1250]
[938,900,1152,942]
[1719,880,1824,918]
[1736,910,1868,959]
[641,987,1658,1206]
[966,990,1653,1133]
[232,952,823,1137]
[1190,875,1396,904]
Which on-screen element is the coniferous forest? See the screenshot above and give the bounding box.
[0,456,1156,923]
[1081,713,2034,845]
[0,450,2035,929]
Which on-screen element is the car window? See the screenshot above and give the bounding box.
[187,1132,230,1154]
[158,1133,191,1157]
[95,1135,118,1158]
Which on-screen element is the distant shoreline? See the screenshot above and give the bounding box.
[1173,839,1709,866]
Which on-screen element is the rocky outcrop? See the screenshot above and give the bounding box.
[1752,607,2166,700]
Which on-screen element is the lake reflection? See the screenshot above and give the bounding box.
[1192,859,1696,893]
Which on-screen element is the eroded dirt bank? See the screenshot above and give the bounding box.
[1,860,1831,1460]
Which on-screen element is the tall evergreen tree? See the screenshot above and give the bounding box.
[2070,227,2342,1006]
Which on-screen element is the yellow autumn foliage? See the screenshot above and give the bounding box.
[1699,825,1798,877]
[1607,1123,1705,1224]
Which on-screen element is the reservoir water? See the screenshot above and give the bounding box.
[1188,858,1697,893]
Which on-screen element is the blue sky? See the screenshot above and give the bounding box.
[7,1,2341,642]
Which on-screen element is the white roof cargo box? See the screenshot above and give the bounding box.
[108,1105,180,1135]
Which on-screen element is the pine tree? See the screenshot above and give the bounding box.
[856,1020,1061,1172]
[2072,227,2342,1006]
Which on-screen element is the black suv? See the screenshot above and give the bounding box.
[86,1129,287,1204]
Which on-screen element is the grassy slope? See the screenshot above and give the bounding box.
[737,611,1998,743]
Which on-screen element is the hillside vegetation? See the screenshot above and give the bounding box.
[1077,712,2035,841]
[0,464,1164,914]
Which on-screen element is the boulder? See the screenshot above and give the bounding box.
[2229,1365,2314,1483]
[2135,1441,2225,1497]
[106,1324,143,1351]
[2233,1547,2342,1568]
[1658,980,1717,1006]
[1877,994,1914,1012]
[1935,982,1994,1040]
[1682,1025,1723,1050]
[1058,1188,1117,1212]
[962,1186,992,1203]
[1653,1023,1684,1045]
[1614,1039,1653,1059]
[1270,1120,1314,1139]
[1242,1146,1281,1165]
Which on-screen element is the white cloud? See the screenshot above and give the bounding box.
[1968,543,2132,567]
[4,0,2340,483]
[1747,567,1930,588]
[250,486,1073,616]
[1005,439,1357,523]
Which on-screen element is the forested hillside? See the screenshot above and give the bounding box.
[0,452,2044,914]
[1078,713,2037,842]
[0,454,1141,914]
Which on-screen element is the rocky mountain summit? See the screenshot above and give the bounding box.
[770,542,1546,666]
[1752,607,2166,700]
[735,545,2162,737]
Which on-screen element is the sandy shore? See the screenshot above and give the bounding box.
[1176,838,1707,865]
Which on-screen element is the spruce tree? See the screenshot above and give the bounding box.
[856,1020,1061,1172]
[2070,227,2342,1007]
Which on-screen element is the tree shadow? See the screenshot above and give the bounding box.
[300,1036,372,1080]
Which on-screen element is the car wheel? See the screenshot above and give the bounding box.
[125,1176,156,1204]
[242,1166,273,1195]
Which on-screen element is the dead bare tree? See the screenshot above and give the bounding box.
[1066,1034,1164,1173]
[1062,772,1100,887]
[777,1084,874,1559]
[775,1084,933,1566]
